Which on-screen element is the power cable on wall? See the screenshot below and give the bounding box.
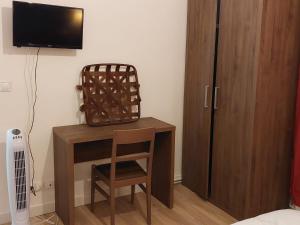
[27,48,41,196]
[23,48,60,224]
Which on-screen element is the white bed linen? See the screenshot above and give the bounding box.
[232,209,300,225]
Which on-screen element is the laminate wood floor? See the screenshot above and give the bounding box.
[3,184,237,225]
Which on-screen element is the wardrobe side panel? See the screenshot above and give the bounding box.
[248,0,300,217]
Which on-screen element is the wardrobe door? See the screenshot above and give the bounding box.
[210,0,263,219]
[182,0,217,199]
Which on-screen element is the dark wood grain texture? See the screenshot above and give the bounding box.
[182,0,217,199]
[53,134,75,225]
[152,131,175,208]
[246,0,300,218]
[53,117,175,225]
[183,0,300,220]
[210,0,263,219]
[53,117,174,144]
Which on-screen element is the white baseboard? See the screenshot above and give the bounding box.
[174,174,182,184]
[0,212,10,225]
[0,201,55,225]
[0,189,130,224]
[0,175,182,224]
[290,202,300,210]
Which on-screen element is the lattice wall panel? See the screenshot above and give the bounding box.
[77,64,141,126]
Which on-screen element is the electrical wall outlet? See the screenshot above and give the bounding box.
[0,81,12,92]
[32,181,55,192]
[43,180,55,190]
[33,182,42,192]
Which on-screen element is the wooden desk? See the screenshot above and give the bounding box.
[53,117,175,225]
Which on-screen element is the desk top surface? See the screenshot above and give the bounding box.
[53,117,175,144]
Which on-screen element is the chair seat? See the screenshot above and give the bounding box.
[95,161,147,181]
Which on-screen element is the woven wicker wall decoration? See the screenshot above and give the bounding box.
[77,64,141,126]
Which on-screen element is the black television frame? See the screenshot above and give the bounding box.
[13,1,84,49]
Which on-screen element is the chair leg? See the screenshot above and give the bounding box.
[146,182,152,225]
[91,165,96,212]
[110,188,115,225]
[131,185,135,204]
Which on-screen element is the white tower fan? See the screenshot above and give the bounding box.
[6,129,31,225]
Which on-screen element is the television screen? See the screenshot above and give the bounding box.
[13,1,84,49]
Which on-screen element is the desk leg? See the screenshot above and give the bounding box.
[54,134,75,225]
[152,130,175,208]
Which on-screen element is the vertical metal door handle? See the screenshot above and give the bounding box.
[214,87,220,110]
[204,85,209,109]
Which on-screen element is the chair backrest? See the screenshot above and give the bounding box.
[110,128,155,181]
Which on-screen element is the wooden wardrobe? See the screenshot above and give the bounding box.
[182,0,300,220]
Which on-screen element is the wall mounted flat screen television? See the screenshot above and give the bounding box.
[13,1,84,49]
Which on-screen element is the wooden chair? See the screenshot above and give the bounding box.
[91,128,155,225]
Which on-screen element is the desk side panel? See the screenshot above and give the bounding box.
[53,133,75,225]
[152,130,175,208]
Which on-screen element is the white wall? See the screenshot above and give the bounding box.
[0,0,187,223]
